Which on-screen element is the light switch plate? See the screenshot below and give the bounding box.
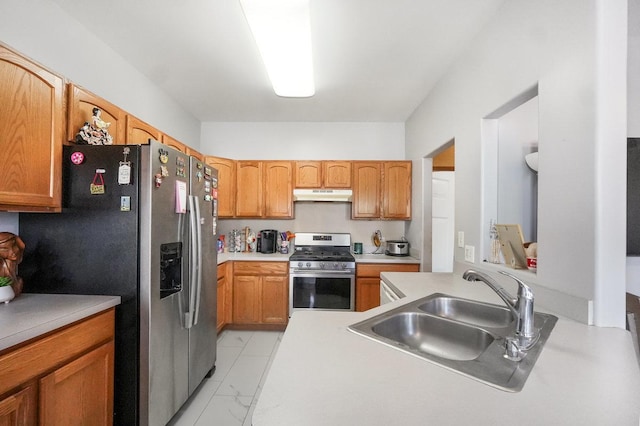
[464,245,475,263]
[457,231,464,248]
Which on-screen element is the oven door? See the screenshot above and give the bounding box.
[289,271,355,315]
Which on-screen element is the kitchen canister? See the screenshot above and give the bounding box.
[353,242,363,254]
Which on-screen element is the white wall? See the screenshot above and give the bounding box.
[0,0,200,147]
[405,0,627,327]
[627,0,640,298]
[630,0,640,136]
[201,122,405,160]
[201,122,408,250]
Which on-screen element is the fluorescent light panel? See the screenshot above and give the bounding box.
[240,0,315,97]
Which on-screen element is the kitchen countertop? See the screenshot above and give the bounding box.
[216,251,420,265]
[253,272,640,425]
[0,293,121,351]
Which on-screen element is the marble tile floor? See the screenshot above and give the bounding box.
[167,330,284,426]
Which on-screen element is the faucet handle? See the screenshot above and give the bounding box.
[498,270,534,300]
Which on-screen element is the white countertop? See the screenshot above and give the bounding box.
[253,272,640,425]
[0,293,121,351]
[216,251,419,265]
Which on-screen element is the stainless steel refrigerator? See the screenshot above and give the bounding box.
[19,140,218,426]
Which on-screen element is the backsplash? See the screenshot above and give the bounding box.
[218,202,406,255]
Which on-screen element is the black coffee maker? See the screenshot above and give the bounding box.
[258,230,278,254]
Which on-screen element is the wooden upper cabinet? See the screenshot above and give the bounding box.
[352,161,412,220]
[383,161,412,219]
[187,147,204,162]
[264,161,293,218]
[236,161,263,217]
[295,161,322,188]
[323,161,351,188]
[205,156,236,218]
[66,84,126,144]
[295,161,351,188]
[125,115,161,144]
[352,162,381,219]
[0,44,63,211]
[161,133,188,154]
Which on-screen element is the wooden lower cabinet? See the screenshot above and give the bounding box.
[0,309,115,426]
[231,261,288,328]
[216,262,232,333]
[0,384,37,426]
[356,263,420,311]
[39,341,114,425]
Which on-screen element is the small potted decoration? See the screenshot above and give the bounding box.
[0,276,15,304]
[0,232,25,300]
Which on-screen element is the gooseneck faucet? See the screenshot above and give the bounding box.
[462,269,539,353]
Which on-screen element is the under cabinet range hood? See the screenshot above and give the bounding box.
[293,189,353,202]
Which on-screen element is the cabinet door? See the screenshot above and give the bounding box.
[382,161,412,219]
[264,161,293,218]
[0,384,37,426]
[66,84,126,144]
[295,161,322,188]
[161,134,188,153]
[232,275,261,323]
[205,157,236,218]
[355,277,381,312]
[261,275,288,324]
[323,161,351,188]
[125,115,161,144]
[39,341,114,426]
[0,45,63,211]
[187,147,205,162]
[352,162,381,219]
[217,275,226,333]
[236,161,263,217]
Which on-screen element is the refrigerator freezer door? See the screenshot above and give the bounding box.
[187,159,218,395]
[139,140,191,426]
[20,144,142,426]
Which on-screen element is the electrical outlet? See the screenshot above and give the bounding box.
[457,231,464,248]
[464,245,475,263]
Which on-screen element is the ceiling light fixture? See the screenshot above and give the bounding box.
[240,0,315,98]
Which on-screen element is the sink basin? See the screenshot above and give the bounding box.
[417,295,514,329]
[371,312,494,361]
[348,293,557,392]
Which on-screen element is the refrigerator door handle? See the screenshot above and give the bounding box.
[187,195,199,329]
[192,195,203,326]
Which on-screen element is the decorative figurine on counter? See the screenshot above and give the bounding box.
[0,232,25,299]
[75,107,114,145]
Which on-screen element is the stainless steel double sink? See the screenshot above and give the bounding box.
[348,293,557,392]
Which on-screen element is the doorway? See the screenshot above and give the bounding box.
[423,143,455,273]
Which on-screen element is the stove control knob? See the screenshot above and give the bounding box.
[333,263,339,269]
[298,262,303,268]
[341,263,347,269]
[320,263,325,269]
[306,262,311,268]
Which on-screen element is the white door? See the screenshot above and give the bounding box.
[432,171,455,272]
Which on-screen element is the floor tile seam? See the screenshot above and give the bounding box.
[213,349,245,383]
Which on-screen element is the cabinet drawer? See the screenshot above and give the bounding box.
[234,261,288,275]
[356,263,419,278]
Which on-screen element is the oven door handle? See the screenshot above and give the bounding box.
[290,271,355,276]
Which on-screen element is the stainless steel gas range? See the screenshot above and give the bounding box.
[289,233,356,315]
